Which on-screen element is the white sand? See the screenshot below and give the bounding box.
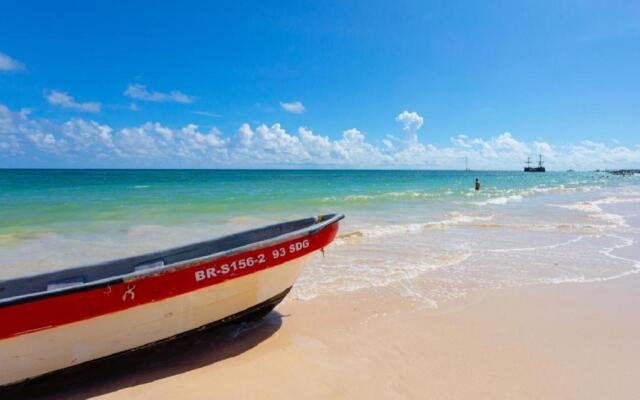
[7,272,639,400]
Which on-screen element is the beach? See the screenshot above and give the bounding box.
[1,170,640,399]
[6,266,640,399]
[101,274,640,400]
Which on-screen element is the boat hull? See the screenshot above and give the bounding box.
[0,216,341,386]
[0,254,308,386]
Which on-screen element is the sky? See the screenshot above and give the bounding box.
[1,0,639,169]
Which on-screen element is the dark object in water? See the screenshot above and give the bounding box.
[606,169,640,176]
[524,155,545,172]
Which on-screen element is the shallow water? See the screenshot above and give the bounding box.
[1,169,639,306]
[298,180,640,305]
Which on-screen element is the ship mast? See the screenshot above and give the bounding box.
[538,154,544,168]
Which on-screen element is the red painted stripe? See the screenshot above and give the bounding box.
[0,222,338,340]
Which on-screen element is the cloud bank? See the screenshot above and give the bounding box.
[1,104,638,169]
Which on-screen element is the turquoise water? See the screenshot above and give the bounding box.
[1,169,639,304]
[0,169,616,237]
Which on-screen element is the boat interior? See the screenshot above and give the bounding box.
[0,214,339,302]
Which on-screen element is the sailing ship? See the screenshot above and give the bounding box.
[524,154,545,172]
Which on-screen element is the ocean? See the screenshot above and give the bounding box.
[1,169,639,306]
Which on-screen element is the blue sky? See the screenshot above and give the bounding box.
[1,0,639,169]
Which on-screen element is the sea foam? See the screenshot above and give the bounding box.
[473,195,523,206]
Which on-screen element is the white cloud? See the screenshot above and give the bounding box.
[1,104,57,154]
[448,132,530,164]
[562,140,640,169]
[46,90,101,112]
[109,122,229,162]
[0,52,25,72]
[280,101,305,114]
[396,111,424,131]
[534,141,556,159]
[335,128,389,164]
[124,84,193,103]
[237,123,254,147]
[451,134,471,148]
[1,103,639,169]
[27,131,65,153]
[192,110,221,118]
[395,111,424,142]
[298,126,332,155]
[0,134,21,154]
[61,119,114,150]
[493,132,529,155]
[228,123,390,165]
[180,124,227,149]
[243,123,307,162]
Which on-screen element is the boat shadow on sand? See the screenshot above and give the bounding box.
[0,311,285,400]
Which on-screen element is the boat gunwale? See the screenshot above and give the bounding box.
[0,214,344,307]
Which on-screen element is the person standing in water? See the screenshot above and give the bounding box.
[475,178,480,191]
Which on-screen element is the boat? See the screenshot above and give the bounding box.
[524,154,546,172]
[0,213,343,386]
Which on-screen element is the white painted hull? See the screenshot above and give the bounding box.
[0,254,308,386]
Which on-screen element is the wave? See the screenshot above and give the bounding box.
[334,219,609,248]
[333,223,425,244]
[594,196,640,205]
[473,195,523,206]
[323,190,436,203]
[471,184,606,207]
[469,222,607,232]
[428,212,495,226]
[489,236,584,253]
[322,183,606,210]
[521,184,600,196]
[291,252,472,303]
[542,268,640,284]
[539,235,640,284]
[551,195,640,227]
[332,213,494,245]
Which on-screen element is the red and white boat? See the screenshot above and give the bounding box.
[0,214,343,386]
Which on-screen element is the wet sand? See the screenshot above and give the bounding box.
[7,272,639,400]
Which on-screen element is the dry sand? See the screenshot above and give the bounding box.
[5,273,640,400]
